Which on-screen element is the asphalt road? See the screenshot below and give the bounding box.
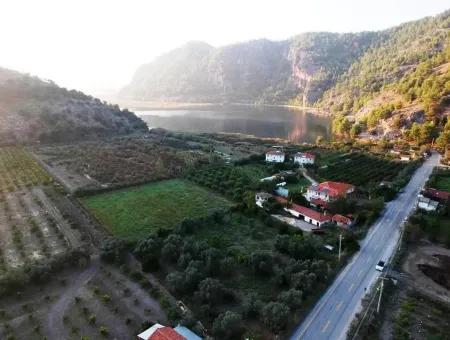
[290,153,440,340]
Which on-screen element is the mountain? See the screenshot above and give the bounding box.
[121,10,450,145]
[121,11,449,109]
[0,67,148,145]
[120,33,379,105]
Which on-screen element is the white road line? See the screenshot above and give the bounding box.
[321,320,331,333]
[336,301,343,311]
[348,283,355,292]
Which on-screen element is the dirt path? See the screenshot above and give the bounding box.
[44,256,100,340]
[299,167,317,185]
[106,265,168,324]
[32,187,81,248]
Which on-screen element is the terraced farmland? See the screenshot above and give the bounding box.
[0,147,51,193]
[0,188,81,275]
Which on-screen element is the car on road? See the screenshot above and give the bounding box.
[375,260,385,271]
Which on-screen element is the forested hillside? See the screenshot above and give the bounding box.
[0,68,148,145]
[320,11,449,114]
[329,10,450,149]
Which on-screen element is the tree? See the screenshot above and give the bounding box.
[100,237,127,264]
[275,234,291,254]
[166,271,185,293]
[133,236,161,272]
[161,234,183,263]
[242,293,263,318]
[350,123,362,138]
[183,260,206,291]
[261,302,289,333]
[249,250,274,275]
[288,189,309,206]
[212,311,242,339]
[278,289,303,310]
[332,114,352,136]
[196,278,226,304]
[316,135,324,145]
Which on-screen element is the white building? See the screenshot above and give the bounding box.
[417,195,439,212]
[265,150,285,163]
[294,152,315,165]
[400,154,411,162]
[306,181,355,203]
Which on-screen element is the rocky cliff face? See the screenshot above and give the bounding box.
[120,32,378,105]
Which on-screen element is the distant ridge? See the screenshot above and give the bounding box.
[0,67,148,145]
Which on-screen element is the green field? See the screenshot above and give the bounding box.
[82,179,231,240]
[434,175,450,191]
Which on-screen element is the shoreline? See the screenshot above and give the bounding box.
[111,99,332,117]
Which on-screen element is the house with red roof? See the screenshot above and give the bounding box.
[276,196,332,227]
[422,188,450,204]
[306,181,355,203]
[265,150,285,163]
[294,152,315,165]
[332,214,354,228]
[138,323,201,340]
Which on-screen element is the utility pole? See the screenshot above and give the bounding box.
[338,234,343,262]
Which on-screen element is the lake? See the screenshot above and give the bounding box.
[134,105,332,143]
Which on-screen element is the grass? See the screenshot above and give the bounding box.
[236,164,271,180]
[286,176,311,192]
[433,175,450,191]
[81,179,231,240]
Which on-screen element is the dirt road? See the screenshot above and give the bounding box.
[44,256,100,340]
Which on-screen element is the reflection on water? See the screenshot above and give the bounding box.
[136,105,331,143]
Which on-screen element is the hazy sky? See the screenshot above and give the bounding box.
[1,0,448,95]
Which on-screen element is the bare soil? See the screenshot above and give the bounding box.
[417,254,450,290]
[402,242,450,304]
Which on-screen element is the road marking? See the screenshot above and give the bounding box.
[366,256,372,264]
[348,283,355,292]
[336,301,343,311]
[357,269,363,277]
[321,320,331,333]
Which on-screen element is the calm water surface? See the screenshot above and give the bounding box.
[135,105,331,143]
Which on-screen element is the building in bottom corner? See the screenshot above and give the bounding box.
[138,323,202,340]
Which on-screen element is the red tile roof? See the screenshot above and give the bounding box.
[149,327,186,340]
[295,152,315,159]
[311,198,330,209]
[424,188,450,201]
[309,181,355,198]
[332,214,353,225]
[276,196,331,222]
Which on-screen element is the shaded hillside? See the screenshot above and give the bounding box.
[0,68,148,145]
[121,33,378,105]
